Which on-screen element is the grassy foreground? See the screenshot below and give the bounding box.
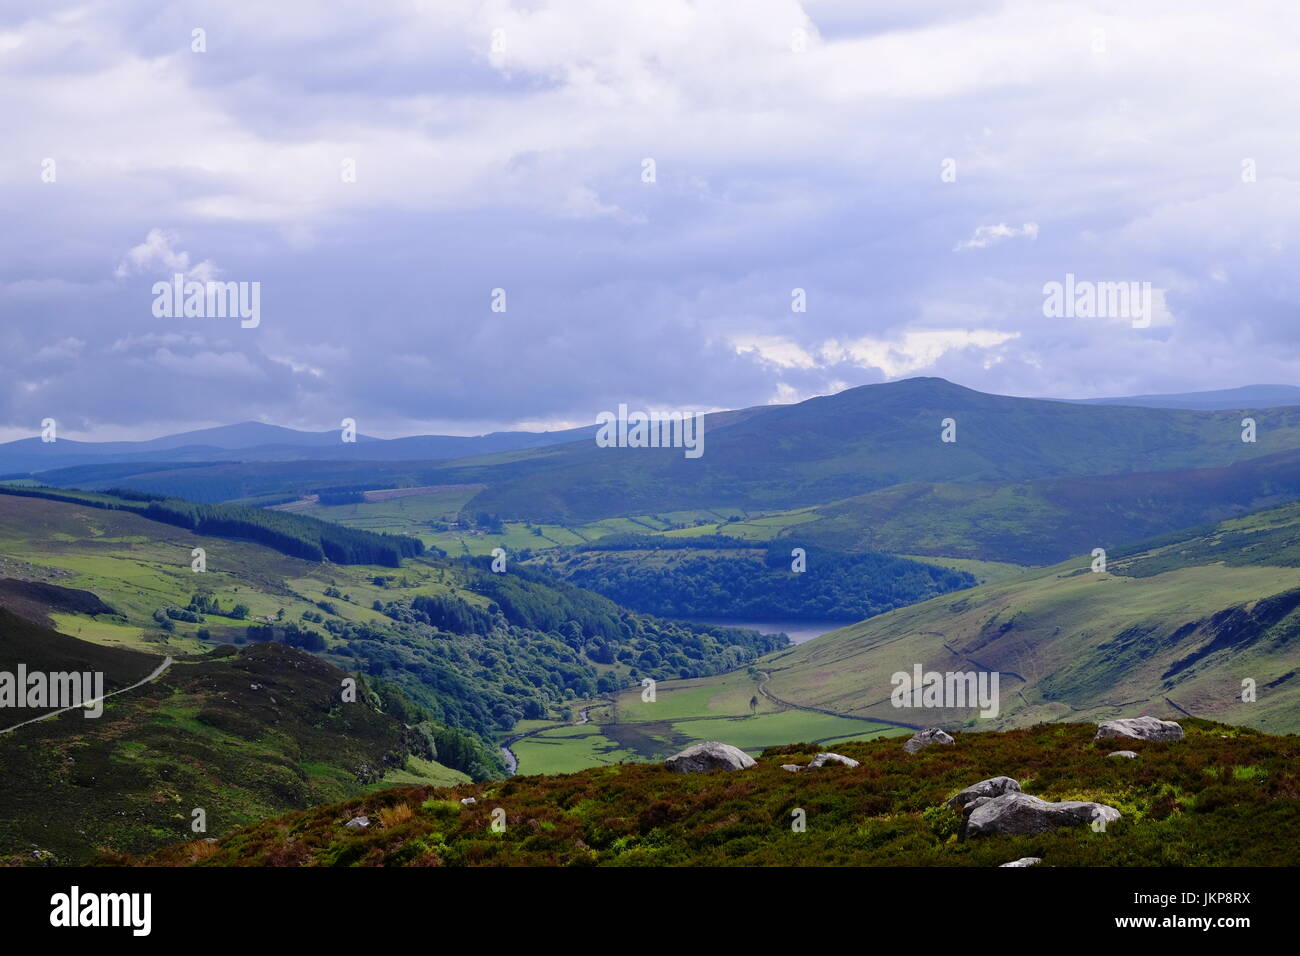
[135,719,1300,867]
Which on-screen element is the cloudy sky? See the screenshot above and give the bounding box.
[3,0,1298,440]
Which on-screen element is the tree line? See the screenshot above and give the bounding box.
[548,543,976,621]
[0,485,423,566]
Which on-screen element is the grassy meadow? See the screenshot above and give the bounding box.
[508,669,905,775]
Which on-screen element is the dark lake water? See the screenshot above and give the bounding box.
[676,618,848,645]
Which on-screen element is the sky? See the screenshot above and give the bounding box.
[2,0,1298,441]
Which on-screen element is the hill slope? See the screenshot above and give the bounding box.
[781,447,1300,565]
[406,377,1300,522]
[137,719,1300,867]
[747,501,1300,734]
[0,611,466,864]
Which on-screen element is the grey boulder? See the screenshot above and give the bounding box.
[946,776,1022,812]
[965,792,1121,839]
[664,741,756,773]
[1095,716,1183,742]
[807,752,860,769]
[1107,750,1139,759]
[999,857,1042,867]
[344,815,371,830]
[781,764,803,773]
[903,727,955,753]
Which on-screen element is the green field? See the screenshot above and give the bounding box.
[508,668,906,775]
[510,724,643,775]
[277,485,480,529]
[612,670,779,722]
[373,755,470,789]
[510,712,904,776]
[657,507,820,541]
[269,487,828,559]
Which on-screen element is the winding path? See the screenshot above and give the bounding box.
[0,655,174,736]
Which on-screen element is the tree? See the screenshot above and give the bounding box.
[749,695,759,716]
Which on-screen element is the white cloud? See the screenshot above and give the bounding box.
[732,329,1020,379]
[954,222,1039,252]
[31,337,85,362]
[730,334,819,369]
[823,330,1021,377]
[114,229,218,281]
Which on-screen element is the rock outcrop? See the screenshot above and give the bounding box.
[964,793,1121,839]
[1107,750,1139,759]
[945,776,1022,812]
[807,752,860,769]
[664,741,756,773]
[999,857,1042,867]
[1095,716,1183,742]
[903,727,955,753]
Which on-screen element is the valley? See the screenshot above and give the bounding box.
[5,378,1300,867]
[8,0,1297,897]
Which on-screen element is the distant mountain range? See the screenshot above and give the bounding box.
[5,381,1296,480]
[0,419,597,475]
[1067,384,1300,410]
[410,377,1300,522]
[9,378,1300,515]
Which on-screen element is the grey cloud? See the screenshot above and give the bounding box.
[3,0,1299,439]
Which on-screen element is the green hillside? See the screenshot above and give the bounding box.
[0,610,467,865]
[775,447,1300,566]
[739,501,1300,735]
[415,377,1300,522]
[0,485,423,566]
